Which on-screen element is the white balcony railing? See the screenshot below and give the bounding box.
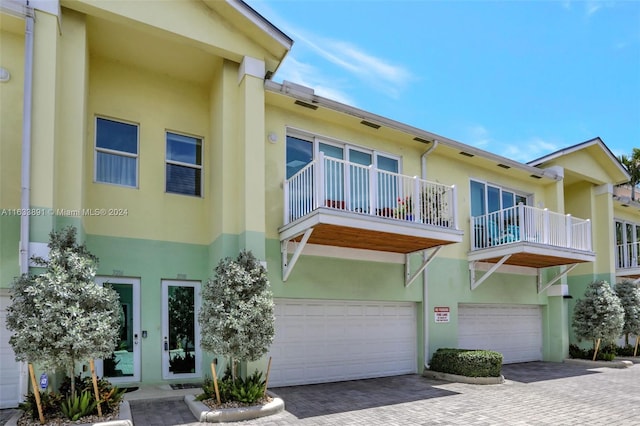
[284,152,458,229]
[616,242,640,269]
[471,204,592,252]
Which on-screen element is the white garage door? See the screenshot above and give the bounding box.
[267,299,417,387]
[458,304,542,364]
[1,295,22,408]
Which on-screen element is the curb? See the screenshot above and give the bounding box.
[4,401,132,426]
[185,393,285,423]
[615,356,640,364]
[422,370,505,385]
[563,358,633,369]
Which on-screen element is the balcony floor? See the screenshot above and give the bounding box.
[468,241,596,268]
[279,208,463,254]
[616,267,640,280]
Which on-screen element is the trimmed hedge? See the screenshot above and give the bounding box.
[429,348,503,377]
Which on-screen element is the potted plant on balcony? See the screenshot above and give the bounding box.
[420,186,449,227]
[394,196,413,221]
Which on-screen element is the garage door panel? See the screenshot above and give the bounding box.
[1,296,21,408]
[268,299,417,387]
[458,304,542,364]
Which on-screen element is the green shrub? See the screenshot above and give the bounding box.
[616,344,637,357]
[569,343,617,361]
[60,391,97,421]
[59,374,125,414]
[195,370,265,404]
[19,390,63,420]
[229,371,265,404]
[429,348,503,377]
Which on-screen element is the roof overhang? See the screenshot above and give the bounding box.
[529,137,630,185]
[265,80,562,182]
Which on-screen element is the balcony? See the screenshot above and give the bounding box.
[616,243,640,280]
[279,153,463,280]
[468,205,595,290]
[469,205,595,268]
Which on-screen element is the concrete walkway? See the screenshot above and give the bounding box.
[126,362,640,425]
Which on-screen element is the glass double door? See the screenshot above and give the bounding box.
[320,143,398,213]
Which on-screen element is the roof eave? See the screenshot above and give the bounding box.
[265,80,562,181]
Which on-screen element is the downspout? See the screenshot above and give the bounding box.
[420,140,438,369]
[20,8,35,275]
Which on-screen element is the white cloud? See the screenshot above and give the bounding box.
[275,56,357,106]
[560,0,616,18]
[585,1,603,16]
[467,125,492,148]
[271,19,413,100]
[464,125,560,162]
[502,137,560,163]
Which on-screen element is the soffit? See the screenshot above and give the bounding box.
[0,11,25,35]
[86,15,218,85]
[63,0,287,76]
[265,88,558,185]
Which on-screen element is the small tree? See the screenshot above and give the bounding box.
[572,280,624,360]
[615,280,640,346]
[198,250,275,380]
[6,227,121,395]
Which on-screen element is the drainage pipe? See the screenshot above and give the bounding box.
[19,9,35,274]
[420,140,438,369]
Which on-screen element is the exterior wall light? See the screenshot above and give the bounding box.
[0,67,10,82]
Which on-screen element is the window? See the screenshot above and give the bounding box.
[166,132,202,196]
[286,132,399,211]
[286,136,313,179]
[470,180,528,216]
[95,117,139,187]
[615,219,640,268]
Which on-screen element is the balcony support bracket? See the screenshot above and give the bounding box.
[469,255,511,290]
[537,263,578,294]
[405,247,442,288]
[281,228,314,282]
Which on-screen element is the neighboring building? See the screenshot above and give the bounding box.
[0,0,637,408]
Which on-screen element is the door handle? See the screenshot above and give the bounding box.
[164,336,168,351]
[134,333,139,345]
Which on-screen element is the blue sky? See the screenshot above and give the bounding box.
[250,0,640,163]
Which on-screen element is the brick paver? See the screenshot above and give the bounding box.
[130,362,640,425]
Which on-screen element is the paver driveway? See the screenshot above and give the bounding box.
[130,362,640,425]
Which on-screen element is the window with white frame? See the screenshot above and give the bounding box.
[166,132,203,197]
[615,220,640,268]
[285,132,400,213]
[95,117,139,187]
[470,180,528,216]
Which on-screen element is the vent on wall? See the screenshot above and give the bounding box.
[497,164,511,169]
[530,174,542,179]
[294,100,318,110]
[459,151,474,157]
[413,136,431,144]
[360,120,381,129]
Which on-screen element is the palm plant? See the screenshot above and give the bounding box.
[618,148,640,201]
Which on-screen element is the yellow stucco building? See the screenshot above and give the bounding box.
[1,0,637,408]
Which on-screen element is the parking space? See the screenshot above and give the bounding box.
[129,362,639,425]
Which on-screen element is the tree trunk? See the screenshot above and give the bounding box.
[69,363,76,395]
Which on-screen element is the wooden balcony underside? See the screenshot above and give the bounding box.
[469,242,595,269]
[280,208,463,255]
[291,223,457,253]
